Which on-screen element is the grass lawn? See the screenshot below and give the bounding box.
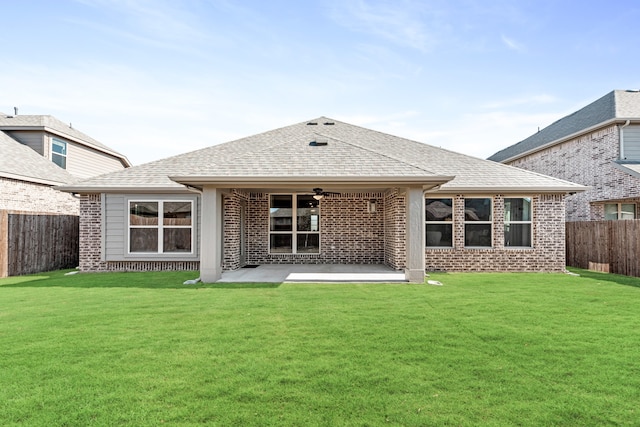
[1,269,640,426]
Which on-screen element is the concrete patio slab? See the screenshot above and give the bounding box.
[218,264,407,283]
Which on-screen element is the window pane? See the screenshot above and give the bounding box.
[164,228,192,252]
[465,224,491,247]
[52,154,66,169]
[270,234,292,253]
[621,204,636,220]
[604,204,618,220]
[130,202,159,225]
[52,139,67,155]
[505,198,531,222]
[297,195,320,231]
[426,224,453,247]
[130,228,158,252]
[270,195,292,231]
[297,233,320,253]
[465,199,492,221]
[164,202,192,226]
[505,224,531,247]
[426,199,453,221]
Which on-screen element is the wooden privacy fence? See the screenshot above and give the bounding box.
[0,210,79,277]
[566,220,640,277]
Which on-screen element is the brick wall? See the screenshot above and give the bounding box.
[508,125,640,221]
[383,189,406,270]
[425,194,566,272]
[0,177,79,214]
[239,192,388,266]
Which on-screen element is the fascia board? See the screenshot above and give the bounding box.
[168,175,456,188]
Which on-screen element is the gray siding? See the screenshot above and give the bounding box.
[623,125,640,160]
[104,193,200,262]
[6,130,45,155]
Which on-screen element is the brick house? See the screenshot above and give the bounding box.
[60,117,585,282]
[0,111,130,276]
[488,90,640,222]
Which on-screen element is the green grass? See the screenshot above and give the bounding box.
[1,269,640,426]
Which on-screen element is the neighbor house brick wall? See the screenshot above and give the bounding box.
[425,194,566,272]
[508,125,640,221]
[0,177,78,214]
[78,193,198,273]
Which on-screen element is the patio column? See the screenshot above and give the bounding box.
[405,186,425,283]
[200,186,223,282]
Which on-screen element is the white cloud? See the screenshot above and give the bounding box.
[501,34,525,52]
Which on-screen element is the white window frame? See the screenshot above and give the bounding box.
[604,203,636,220]
[504,197,533,248]
[52,138,67,169]
[269,193,321,255]
[425,197,454,248]
[464,197,493,248]
[128,200,194,254]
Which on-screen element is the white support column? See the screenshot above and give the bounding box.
[405,186,426,283]
[200,186,223,282]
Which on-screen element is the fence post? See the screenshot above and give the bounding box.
[0,210,7,277]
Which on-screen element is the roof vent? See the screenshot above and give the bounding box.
[310,136,328,146]
[323,122,334,125]
[307,122,318,125]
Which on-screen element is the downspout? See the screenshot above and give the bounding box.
[620,120,631,160]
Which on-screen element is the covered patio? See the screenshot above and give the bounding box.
[218,263,408,283]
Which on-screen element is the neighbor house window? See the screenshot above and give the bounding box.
[269,194,320,254]
[604,203,636,220]
[52,138,67,169]
[129,201,193,253]
[426,198,453,247]
[464,198,492,247]
[504,198,532,247]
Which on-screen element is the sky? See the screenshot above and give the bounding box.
[3,0,640,166]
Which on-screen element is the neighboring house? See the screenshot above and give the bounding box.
[60,117,585,282]
[488,90,640,222]
[0,111,131,277]
[0,111,131,215]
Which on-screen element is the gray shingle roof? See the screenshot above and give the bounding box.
[0,114,130,166]
[488,90,640,162]
[0,131,77,185]
[60,117,586,193]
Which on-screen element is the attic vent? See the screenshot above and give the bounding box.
[323,122,334,125]
[310,137,328,146]
[307,122,318,125]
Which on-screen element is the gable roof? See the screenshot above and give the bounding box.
[0,113,131,167]
[59,117,586,194]
[0,131,77,185]
[488,90,640,163]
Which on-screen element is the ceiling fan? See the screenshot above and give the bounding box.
[312,187,340,200]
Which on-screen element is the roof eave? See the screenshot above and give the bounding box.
[56,185,193,194]
[497,118,628,164]
[0,171,72,186]
[169,175,456,189]
[432,185,589,194]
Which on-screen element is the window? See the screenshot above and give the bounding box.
[426,198,453,247]
[52,138,67,169]
[464,198,492,247]
[604,203,636,220]
[269,194,320,254]
[129,201,193,253]
[504,198,532,247]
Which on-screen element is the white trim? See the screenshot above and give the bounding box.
[127,199,194,255]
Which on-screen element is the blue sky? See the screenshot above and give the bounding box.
[3,0,640,165]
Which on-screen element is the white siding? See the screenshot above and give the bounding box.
[623,125,640,160]
[46,134,125,178]
[104,193,200,262]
